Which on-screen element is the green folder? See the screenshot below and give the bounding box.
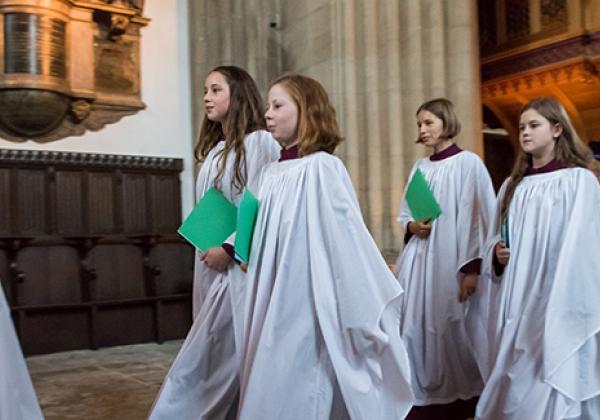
[405,168,442,222]
[234,188,260,263]
[178,187,237,253]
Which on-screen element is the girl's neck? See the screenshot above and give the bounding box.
[282,139,299,150]
[531,152,555,169]
[218,124,227,140]
[431,139,453,155]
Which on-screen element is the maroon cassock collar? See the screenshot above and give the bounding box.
[429,143,462,161]
[279,144,300,161]
[525,159,566,176]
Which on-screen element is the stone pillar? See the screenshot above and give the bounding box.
[187,0,282,136]
[278,0,482,256]
[187,0,482,257]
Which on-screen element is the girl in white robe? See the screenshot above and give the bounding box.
[149,66,280,420]
[0,286,44,420]
[237,74,414,420]
[395,98,496,419]
[472,97,600,420]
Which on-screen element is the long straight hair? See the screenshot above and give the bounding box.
[501,97,598,218]
[194,66,266,192]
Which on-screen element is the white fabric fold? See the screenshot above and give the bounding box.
[0,287,43,420]
[192,130,281,317]
[471,168,600,420]
[149,130,279,420]
[238,152,413,420]
[395,151,496,405]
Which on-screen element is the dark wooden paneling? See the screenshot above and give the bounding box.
[0,149,192,355]
[151,175,181,232]
[160,299,193,340]
[56,170,84,234]
[17,169,46,235]
[122,173,148,234]
[0,250,10,303]
[17,246,82,305]
[150,243,194,296]
[19,309,91,355]
[0,169,10,235]
[90,244,145,300]
[95,305,155,347]
[88,172,116,234]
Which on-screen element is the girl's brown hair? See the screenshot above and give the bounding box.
[501,97,599,218]
[194,66,266,192]
[416,98,461,142]
[270,74,342,156]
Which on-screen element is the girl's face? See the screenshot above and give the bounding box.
[519,108,562,159]
[417,110,446,149]
[203,71,230,123]
[265,83,299,148]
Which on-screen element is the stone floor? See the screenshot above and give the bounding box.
[26,340,183,420]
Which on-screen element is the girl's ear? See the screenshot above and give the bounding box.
[552,123,563,139]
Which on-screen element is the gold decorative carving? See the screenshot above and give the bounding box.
[0,0,148,141]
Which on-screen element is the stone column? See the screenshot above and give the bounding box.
[187,0,282,135]
[187,0,482,257]
[278,0,482,256]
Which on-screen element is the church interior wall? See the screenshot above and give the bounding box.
[0,0,196,217]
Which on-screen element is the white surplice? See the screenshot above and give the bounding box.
[149,130,279,420]
[395,150,496,405]
[470,168,600,420]
[237,152,414,420]
[0,287,43,420]
[192,130,281,317]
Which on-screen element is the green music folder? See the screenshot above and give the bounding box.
[234,188,260,263]
[178,187,237,253]
[405,168,442,222]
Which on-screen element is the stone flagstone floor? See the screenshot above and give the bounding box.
[27,340,183,420]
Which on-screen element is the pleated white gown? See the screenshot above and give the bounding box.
[0,287,44,420]
[469,168,600,420]
[149,130,279,420]
[395,150,496,405]
[238,152,414,420]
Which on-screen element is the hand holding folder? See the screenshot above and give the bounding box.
[178,187,261,264]
[405,168,442,222]
[178,187,237,253]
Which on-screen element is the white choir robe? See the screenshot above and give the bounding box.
[237,152,414,420]
[149,130,280,420]
[467,167,600,420]
[0,287,44,420]
[395,150,496,405]
[192,130,281,317]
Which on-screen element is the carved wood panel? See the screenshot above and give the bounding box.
[0,149,192,355]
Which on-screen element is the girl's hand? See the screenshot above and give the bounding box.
[408,219,432,239]
[240,263,248,273]
[459,273,478,302]
[201,247,233,272]
[495,241,510,265]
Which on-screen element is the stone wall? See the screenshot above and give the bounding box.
[188,0,482,257]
